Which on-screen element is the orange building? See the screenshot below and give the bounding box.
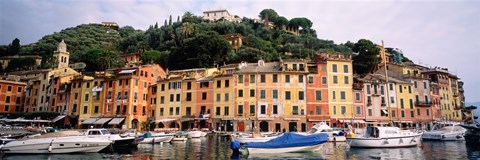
[306,57,330,128]
[0,79,26,114]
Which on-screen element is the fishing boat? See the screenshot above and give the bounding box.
[346,126,421,148]
[422,123,466,141]
[0,131,111,154]
[244,132,328,154]
[306,122,346,142]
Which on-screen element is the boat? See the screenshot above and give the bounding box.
[85,129,136,148]
[234,133,281,144]
[306,122,346,142]
[244,132,328,154]
[171,132,188,142]
[188,129,202,138]
[460,123,480,145]
[152,132,174,143]
[200,128,209,137]
[0,131,111,154]
[422,123,466,141]
[346,126,422,148]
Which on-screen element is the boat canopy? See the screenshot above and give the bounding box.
[245,132,328,149]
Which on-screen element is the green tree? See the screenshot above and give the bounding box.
[274,16,289,29]
[169,15,173,26]
[141,50,162,64]
[259,9,279,22]
[4,58,36,71]
[352,39,381,74]
[9,38,20,55]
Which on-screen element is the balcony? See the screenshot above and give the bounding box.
[292,111,299,115]
[415,101,432,107]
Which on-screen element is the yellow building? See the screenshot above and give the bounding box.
[280,59,308,132]
[324,54,353,128]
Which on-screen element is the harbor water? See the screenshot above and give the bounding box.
[3,135,479,160]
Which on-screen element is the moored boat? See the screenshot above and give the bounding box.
[346,126,421,148]
[306,122,346,142]
[234,133,281,144]
[422,123,466,141]
[85,129,136,148]
[244,132,328,154]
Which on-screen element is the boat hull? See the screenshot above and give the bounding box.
[347,135,422,148]
[139,137,154,144]
[422,132,465,141]
[154,136,173,143]
[247,143,323,154]
[1,136,110,154]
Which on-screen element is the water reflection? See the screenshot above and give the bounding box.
[3,137,480,160]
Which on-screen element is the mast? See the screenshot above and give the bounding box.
[382,40,393,126]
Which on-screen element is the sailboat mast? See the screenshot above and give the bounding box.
[382,40,392,126]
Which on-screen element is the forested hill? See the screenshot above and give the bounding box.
[0,9,410,73]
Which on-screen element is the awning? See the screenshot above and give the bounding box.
[108,118,125,125]
[258,117,274,121]
[155,119,177,123]
[339,119,365,123]
[308,119,330,122]
[81,118,98,124]
[284,117,300,121]
[51,115,66,123]
[93,118,112,125]
[118,69,136,74]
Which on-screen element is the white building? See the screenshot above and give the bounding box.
[202,9,241,23]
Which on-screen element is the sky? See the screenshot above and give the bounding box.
[1,0,479,102]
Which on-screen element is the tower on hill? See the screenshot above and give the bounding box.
[53,39,70,69]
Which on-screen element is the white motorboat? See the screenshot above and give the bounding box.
[1,131,111,154]
[85,129,136,148]
[346,126,422,148]
[171,132,188,142]
[235,133,281,144]
[188,130,202,138]
[422,123,466,141]
[245,132,328,154]
[200,128,209,137]
[306,122,346,142]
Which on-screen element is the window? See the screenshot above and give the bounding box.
[423,82,427,89]
[202,92,207,100]
[292,106,298,115]
[216,94,221,102]
[316,106,321,115]
[392,111,396,117]
[400,98,404,108]
[261,74,266,83]
[238,75,244,83]
[333,106,337,114]
[381,86,385,95]
[322,77,327,84]
[367,85,371,94]
[225,80,229,88]
[73,104,77,112]
[84,94,89,101]
[238,89,243,97]
[409,99,413,109]
[401,111,405,117]
[293,64,297,70]
[399,85,403,93]
[261,105,266,114]
[298,91,304,100]
[260,90,266,99]
[4,105,8,112]
[176,107,180,115]
[356,106,361,114]
[5,96,10,103]
[217,80,221,88]
[426,109,430,116]
[299,75,304,83]
[161,84,165,91]
[160,108,164,116]
[83,106,88,114]
[224,107,229,115]
[341,106,346,115]
[160,96,164,104]
[332,64,337,72]
[340,91,346,100]
[250,105,255,114]
[368,109,372,116]
[272,90,278,99]
[186,93,192,101]
[216,107,221,116]
[333,76,338,84]
[238,105,243,114]
[250,74,255,83]
[408,86,412,93]
[316,91,322,101]
[273,74,278,83]
[343,65,348,73]
[417,109,421,115]
[134,92,138,100]
[94,106,99,113]
[187,82,192,90]
[273,105,278,114]
[308,76,314,83]
[200,82,209,88]
[16,97,20,104]
[344,76,349,84]
[332,91,336,100]
[410,111,415,118]
[124,92,128,99]
[391,97,395,103]
[170,94,174,102]
[389,84,393,90]
[285,91,291,100]
[285,75,290,83]
[414,81,417,88]
[17,87,22,92]
[225,93,229,101]
[250,89,255,97]
[355,93,360,101]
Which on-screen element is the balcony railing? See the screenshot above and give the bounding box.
[415,101,432,107]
